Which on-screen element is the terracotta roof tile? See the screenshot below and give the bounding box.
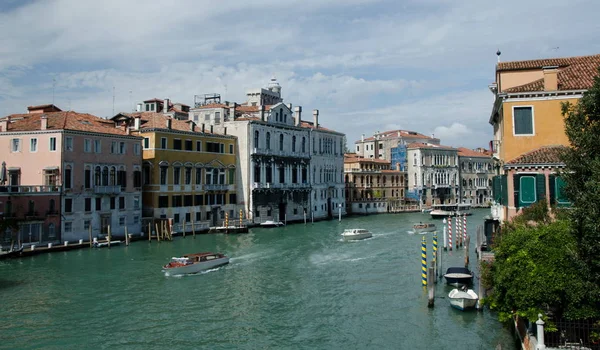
[500,54,600,92]
[407,142,456,151]
[357,129,435,143]
[1,111,134,136]
[457,147,491,158]
[505,145,566,166]
[128,112,228,135]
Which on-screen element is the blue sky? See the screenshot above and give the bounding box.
[1,0,600,149]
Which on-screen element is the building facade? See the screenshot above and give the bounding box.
[355,129,439,162]
[344,154,406,214]
[457,147,493,207]
[407,143,459,207]
[489,54,599,221]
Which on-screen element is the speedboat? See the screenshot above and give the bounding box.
[260,220,284,227]
[448,286,479,311]
[430,203,472,219]
[413,222,436,234]
[443,267,474,286]
[162,252,229,275]
[341,228,373,241]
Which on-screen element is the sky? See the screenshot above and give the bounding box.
[1,0,599,150]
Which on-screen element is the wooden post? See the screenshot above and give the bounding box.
[125,226,129,246]
[427,262,435,307]
[476,275,484,311]
[155,223,160,242]
[191,216,196,239]
[182,219,186,238]
[439,238,443,280]
[148,220,151,241]
[107,225,111,249]
[89,224,93,248]
[464,235,470,268]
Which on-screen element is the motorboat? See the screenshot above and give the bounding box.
[162,252,229,275]
[412,222,436,234]
[448,286,479,311]
[259,220,285,227]
[430,203,472,219]
[341,228,373,241]
[443,267,474,286]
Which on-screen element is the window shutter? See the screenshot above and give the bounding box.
[501,175,508,206]
[555,177,570,207]
[513,174,521,208]
[535,174,546,202]
[519,175,537,207]
[493,176,501,202]
[548,174,556,205]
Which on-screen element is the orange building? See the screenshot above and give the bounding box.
[489,54,600,222]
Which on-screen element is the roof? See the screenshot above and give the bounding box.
[505,145,567,166]
[457,147,491,158]
[299,120,340,133]
[125,112,225,135]
[27,104,62,112]
[357,129,435,143]
[0,111,135,136]
[407,142,456,151]
[500,54,600,92]
[343,154,390,164]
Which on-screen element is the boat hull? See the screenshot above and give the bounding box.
[448,289,478,310]
[443,267,474,286]
[260,221,284,228]
[413,226,436,234]
[342,233,372,241]
[162,257,229,275]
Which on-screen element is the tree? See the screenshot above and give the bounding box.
[560,66,600,287]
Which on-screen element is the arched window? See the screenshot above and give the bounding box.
[413,154,417,165]
[109,166,116,186]
[302,137,306,153]
[48,223,55,239]
[49,199,55,214]
[102,166,109,186]
[266,132,271,150]
[468,179,473,187]
[254,130,259,148]
[292,136,296,152]
[279,134,284,151]
[95,166,101,186]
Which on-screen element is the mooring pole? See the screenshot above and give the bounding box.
[442,218,447,250]
[428,261,435,307]
[432,232,438,284]
[421,236,427,287]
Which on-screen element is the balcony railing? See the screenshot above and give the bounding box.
[0,185,61,194]
[204,184,229,191]
[252,148,310,159]
[95,185,122,194]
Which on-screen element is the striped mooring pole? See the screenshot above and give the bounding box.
[455,215,460,249]
[421,236,427,287]
[432,232,438,269]
[463,214,467,243]
[448,216,453,251]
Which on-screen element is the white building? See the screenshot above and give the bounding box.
[355,130,439,160]
[189,79,346,224]
[457,147,494,207]
[407,142,459,207]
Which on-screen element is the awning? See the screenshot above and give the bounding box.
[44,166,59,171]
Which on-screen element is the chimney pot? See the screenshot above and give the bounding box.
[260,105,265,121]
[543,66,559,91]
[224,127,227,135]
[136,103,143,112]
[202,123,205,133]
[210,125,213,134]
[166,118,172,129]
[313,109,319,129]
[134,116,141,131]
[294,106,302,126]
[41,115,48,130]
[163,98,170,114]
[190,121,196,132]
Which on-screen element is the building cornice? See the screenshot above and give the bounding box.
[137,128,236,140]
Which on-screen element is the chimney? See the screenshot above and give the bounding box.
[374,139,379,159]
[294,106,302,126]
[543,66,559,91]
[0,117,8,132]
[313,109,319,129]
[361,134,364,142]
[166,118,172,129]
[230,103,236,121]
[224,127,227,135]
[260,105,265,121]
[210,125,213,133]
[136,103,143,112]
[189,121,195,132]
[163,98,170,114]
[202,123,205,133]
[41,115,48,130]
[134,116,141,131]
[287,103,292,111]
[397,131,400,137]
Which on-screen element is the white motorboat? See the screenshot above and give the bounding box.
[162,252,229,276]
[412,222,436,234]
[341,228,373,241]
[448,286,479,311]
[430,203,472,219]
[260,220,285,227]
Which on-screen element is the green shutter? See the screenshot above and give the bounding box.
[514,107,533,135]
[513,174,521,208]
[519,175,536,207]
[493,176,501,202]
[555,177,570,207]
[501,175,508,206]
[535,174,546,202]
[229,169,235,185]
[548,174,556,206]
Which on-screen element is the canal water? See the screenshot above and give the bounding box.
[0,209,516,350]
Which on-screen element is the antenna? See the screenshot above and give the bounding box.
[112,86,115,116]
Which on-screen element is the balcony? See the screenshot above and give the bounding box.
[490,140,500,159]
[204,184,229,191]
[434,184,451,189]
[95,185,122,194]
[0,185,61,194]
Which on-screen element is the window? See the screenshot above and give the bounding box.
[195,168,202,185]
[219,143,224,153]
[94,139,101,153]
[206,142,221,153]
[196,141,202,152]
[64,222,72,233]
[64,165,72,189]
[173,167,181,185]
[266,132,271,150]
[133,169,142,188]
[143,138,149,149]
[110,197,116,210]
[196,212,202,222]
[48,223,56,238]
[96,198,102,211]
[65,198,73,213]
[134,143,141,155]
[119,196,125,209]
[65,137,73,151]
[111,141,117,154]
[292,136,296,152]
[173,196,182,207]
[194,195,203,206]
[161,137,167,149]
[184,195,193,207]
[174,213,180,223]
[158,196,169,208]
[513,106,534,135]
[133,216,139,225]
[302,137,306,153]
[229,144,234,154]
[85,198,92,212]
[229,193,237,204]
[160,166,168,185]
[185,167,192,184]
[229,169,235,185]
[50,137,57,151]
[119,217,125,226]
[84,220,91,231]
[84,139,91,153]
[254,130,259,148]
[185,140,193,151]
[133,196,140,209]
[11,138,20,152]
[30,138,38,152]
[119,141,126,154]
[173,139,182,150]
[279,134,284,151]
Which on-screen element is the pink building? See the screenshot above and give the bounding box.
[0,105,143,244]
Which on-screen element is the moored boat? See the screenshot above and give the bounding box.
[448,286,479,311]
[259,220,284,228]
[341,228,373,241]
[443,267,474,286]
[162,252,229,275]
[430,203,472,219]
[412,222,436,234]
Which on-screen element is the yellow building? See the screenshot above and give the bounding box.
[489,53,600,222]
[112,111,239,231]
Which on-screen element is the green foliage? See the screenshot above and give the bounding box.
[485,219,600,322]
[511,199,551,226]
[560,66,600,289]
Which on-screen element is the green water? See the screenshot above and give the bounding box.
[0,209,516,350]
